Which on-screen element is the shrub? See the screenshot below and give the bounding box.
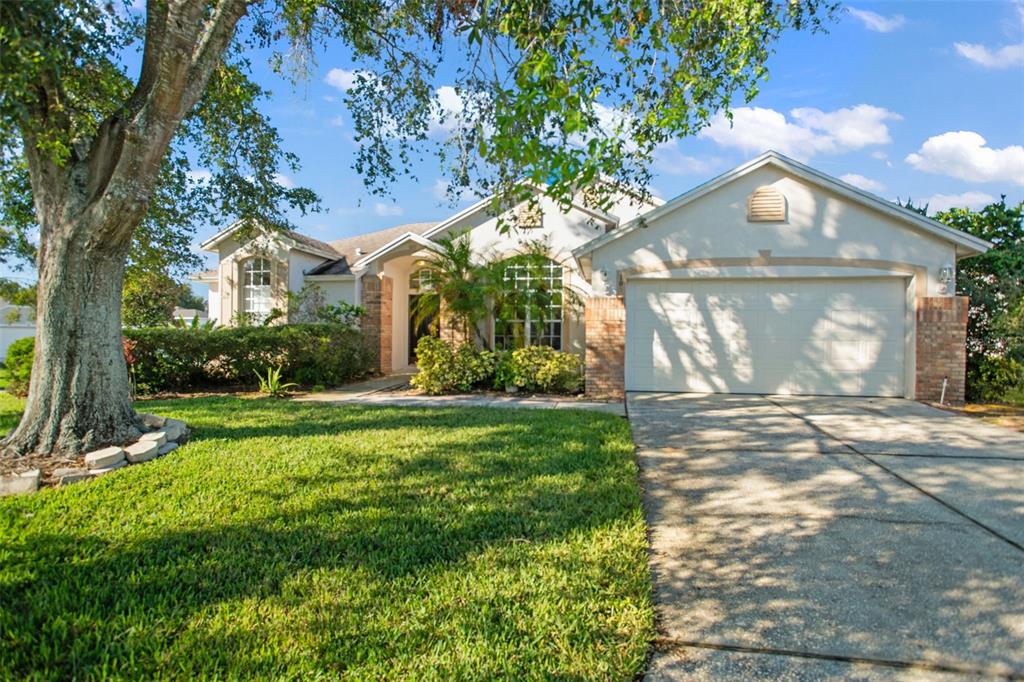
[5,337,35,396]
[967,355,1024,402]
[5,326,375,396]
[499,345,582,394]
[128,324,375,393]
[410,336,496,394]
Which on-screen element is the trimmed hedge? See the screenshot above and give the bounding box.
[6,325,376,396]
[128,324,375,392]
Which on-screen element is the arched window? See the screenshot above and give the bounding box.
[494,258,563,350]
[409,268,433,293]
[242,257,272,320]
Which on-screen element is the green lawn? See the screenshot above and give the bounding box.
[0,398,652,679]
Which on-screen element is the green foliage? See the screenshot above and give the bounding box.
[410,336,496,394]
[287,284,364,326]
[255,366,299,397]
[122,270,182,328]
[412,236,580,350]
[121,324,375,393]
[4,337,35,397]
[411,336,580,394]
[176,286,207,312]
[498,345,583,394]
[970,356,1024,403]
[0,0,320,273]
[933,198,1024,401]
[0,398,650,678]
[0,279,36,307]
[411,235,487,345]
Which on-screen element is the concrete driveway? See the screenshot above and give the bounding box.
[628,393,1024,680]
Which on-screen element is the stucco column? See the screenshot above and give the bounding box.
[915,296,969,403]
[585,296,625,399]
[360,273,394,375]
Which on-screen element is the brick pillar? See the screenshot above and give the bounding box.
[585,296,625,398]
[361,274,394,374]
[438,299,469,346]
[915,296,968,403]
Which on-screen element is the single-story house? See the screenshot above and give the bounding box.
[193,151,990,402]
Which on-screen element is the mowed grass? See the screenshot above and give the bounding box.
[0,397,652,680]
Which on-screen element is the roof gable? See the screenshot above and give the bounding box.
[574,151,991,259]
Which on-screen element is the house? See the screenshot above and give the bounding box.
[194,151,990,402]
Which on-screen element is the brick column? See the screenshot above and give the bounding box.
[438,299,469,346]
[361,273,394,374]
[915,296,968,403]
[585,296,625,398]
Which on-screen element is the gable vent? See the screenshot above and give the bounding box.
[747,186,787,222]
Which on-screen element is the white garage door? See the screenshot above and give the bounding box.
[625,277,906,396]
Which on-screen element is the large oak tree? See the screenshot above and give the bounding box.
[0,0,835,456]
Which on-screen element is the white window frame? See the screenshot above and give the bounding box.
[494,259,563,350]
[242,257,273,321]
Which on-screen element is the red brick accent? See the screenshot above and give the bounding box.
[438,299,470,346]
[915,296,968,403]
[360,274,394,374]
[585,296,625,398]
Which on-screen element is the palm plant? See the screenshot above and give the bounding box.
[412,236,583,352]
[411,234,490,347]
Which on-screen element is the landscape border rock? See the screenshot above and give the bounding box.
[0,469,40,496]
[3,414,190,495]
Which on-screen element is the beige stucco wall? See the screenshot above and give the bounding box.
[588,165,959,297]
[212,235,333,324]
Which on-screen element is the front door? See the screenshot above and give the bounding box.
[408,294,436,364]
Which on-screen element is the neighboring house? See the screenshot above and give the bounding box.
[173,307,208,325]
[0,301,35,359]
[194,151,990,402]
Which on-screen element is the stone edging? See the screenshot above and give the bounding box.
[0,413,190,497]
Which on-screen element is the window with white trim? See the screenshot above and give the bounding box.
[494,259,563,350]
[242,257,272,320]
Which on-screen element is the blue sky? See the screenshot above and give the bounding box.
[4,1,1024,288]
[264,0,1024,249]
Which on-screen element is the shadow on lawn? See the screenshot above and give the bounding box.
[0,402,645,678]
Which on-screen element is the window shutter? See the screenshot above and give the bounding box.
[747,186,787,222]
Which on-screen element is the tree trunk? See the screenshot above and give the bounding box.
[3,218,136,457]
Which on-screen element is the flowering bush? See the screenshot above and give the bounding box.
[410,337,496,394]
[497,345,582,394]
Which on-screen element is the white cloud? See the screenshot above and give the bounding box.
[847,7,906,32]
[699,105,901,160]
[273,173,295,189]
[922,191,996,213]
[428,86,468,138]
[840,173,885,193]
[187,169,212,184]
[653,141,718,176]
[329,116,345,128]
[431,178,474,202]
[953,41,1024,69]
[324,68,372,92]
[906,131,1024,186]
[373,202,404,217]
[870,150,888,160]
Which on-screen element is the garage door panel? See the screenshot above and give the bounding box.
[625,278,906,397]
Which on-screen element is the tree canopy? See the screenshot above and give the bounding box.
[0,0,838,456]
[1,0,838,268]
